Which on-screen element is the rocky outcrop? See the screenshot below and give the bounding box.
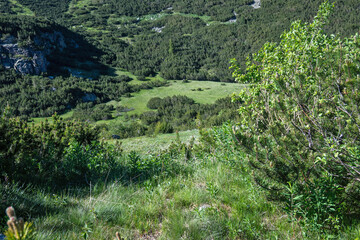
[0,41,47,75]
[251,0,261,9]
[0,31,71,75]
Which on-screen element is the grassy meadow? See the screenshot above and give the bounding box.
[31,79,243,126]
[110,80,244,115]
[110,129,200,154]
[4,3,360,239]
[32,154,288,239]
[0,125,300,239]
[31,110,74,124]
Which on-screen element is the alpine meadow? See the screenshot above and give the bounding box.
[1,0,360,239]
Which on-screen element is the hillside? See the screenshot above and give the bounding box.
[0,1,360,239]
[0,14,106,75]
[65,0,360,81]
[2,0,360,82]
[8,0,358,81]
[0,0,359,132]
[0,0,359,110]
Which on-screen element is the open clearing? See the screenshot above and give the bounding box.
[109,80,245,115]
[109,129,200,154]
[32,80,244,125]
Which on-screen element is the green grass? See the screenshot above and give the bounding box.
[8,0,35,16]
[11,143,297,239]
[18,143,354,239]
[3,125,360,239]
[112,69,166,85]
[138,11,236,26]
[174,12,212,23]
[140,11,215,24]
[109,129,200,154]
[113,68,138,79]
[110,80,244,115]
[31,111,73,125]
[108,15,137,24]
[30,79,242,125]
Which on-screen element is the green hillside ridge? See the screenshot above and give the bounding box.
[62,0,360,81]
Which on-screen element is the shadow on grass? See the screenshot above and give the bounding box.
[0,148,191,231]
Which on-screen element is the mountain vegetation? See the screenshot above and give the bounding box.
[231,2,360,232]
[63,0,360,81]
[0,0,360,239]
[0,0,360,121]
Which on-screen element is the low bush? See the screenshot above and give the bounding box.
[0,109,120,186]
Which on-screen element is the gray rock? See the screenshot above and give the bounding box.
[0,35,49,75]
[0,30,75,75]
[251,0,261,9]
[0,34,16,44]
[32,51,47,74]
[14,58,35,74]
[0,41,48,75]
[152,26,165,33]
[112,135,121,139]
[199,204,211,211]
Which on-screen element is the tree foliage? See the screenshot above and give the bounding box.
[231,1,360,230]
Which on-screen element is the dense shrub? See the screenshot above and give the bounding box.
[62,141,118,183]
[231,2,360,231]
[72,103,114,122]
[0,109,119,186]
[147,97,162,109]
[136,75,147,81]
[107,121,148,139]
[140,111,160,125]
[125,150,183,182]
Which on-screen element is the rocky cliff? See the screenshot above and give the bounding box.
[0,31,71,75]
